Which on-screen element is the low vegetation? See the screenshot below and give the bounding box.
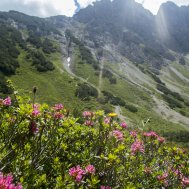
[102,69,117,84]
[75,83,98,100]
[0,88,188,188]
[26,50,54,72]
[102,91,138,113]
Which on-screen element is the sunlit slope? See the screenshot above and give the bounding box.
[70,46,188,137]
[9,50,104,112]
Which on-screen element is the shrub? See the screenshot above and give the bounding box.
[42,38,55,54]
[75,83,98,100]
[125,104,138,113]
[179,110,186,116]
[29,51,54,72]
[0,94,188,188]
[179,56,186,65]
[157,84,184,102]
[162,94,183,109]
[102,91,125,106]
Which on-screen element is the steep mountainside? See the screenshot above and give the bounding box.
[73,0,169,69]
[156,2,189,52]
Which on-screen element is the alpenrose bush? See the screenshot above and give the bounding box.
[0,95,189,188]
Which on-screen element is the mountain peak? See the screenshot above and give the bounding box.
[158,1,178,12]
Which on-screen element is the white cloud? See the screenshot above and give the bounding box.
[135,0,189,14]
[77,0,97,8]
[0,0,77,17]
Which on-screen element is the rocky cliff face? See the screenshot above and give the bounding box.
[156,1,189,53]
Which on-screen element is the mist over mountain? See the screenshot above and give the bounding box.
[156,1,189,53]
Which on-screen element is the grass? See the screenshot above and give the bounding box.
[72,49,100,86]
[72,50,188,134]
[8,43,189,144]
[172,62,189,80]
[9,49,98,111]
[9,48,112,114]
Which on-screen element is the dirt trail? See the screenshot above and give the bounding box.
[98,60,104,93]
[115,106,127,121]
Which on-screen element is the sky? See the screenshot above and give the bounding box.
[0,0,189,17]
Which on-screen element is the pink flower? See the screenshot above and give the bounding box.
[172,168,183,178]
[84,120,94,126]
[75,174,83,182]
[120,122,127,128]
[53,103,64,111]
[104,117,111,124]
[0,172,22,189]
[163,179,169,187]
[3,96,11,106]
[69,165,85,183]
[143,131,158,138]
[32,109,40,117]
[131,139,145,155]
[157,172,168,181]
[130,131,137,138]
[112,130,124,141]
[83,111,92,118]
[85,165,95,174]
[157,136,165,143]
[54,112,63,119]
[32,104,40,117]
[182,177,189,186]
[33,104,40,109]
[101,186,111,189]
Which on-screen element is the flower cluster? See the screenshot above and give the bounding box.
[101,186,112,189]
[157,172,168,181]
[112,130,124,141]
[172,167,189,187]
[143,131,165,143]
[0,96,12,106]
[53,103,64,111]
[69,164,95,183]
[83,111,93,118]
[131,139,145,155]
[130,131,137,138]
[84,120,94,126]
[143,131,158,137]
[69,165,85,183]
[182,177,189,186]
[83,111,94,126]
[120,122,127,128]
[54,112,63,120]
[0,172,22,189]
[85,165,95,174]
[32,104,40,117]
[104,117,111,124]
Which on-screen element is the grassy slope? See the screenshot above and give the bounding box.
[7,41,189,146]
[160,61,189,115]
[9,49,103,112]
[72,50,186,134]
